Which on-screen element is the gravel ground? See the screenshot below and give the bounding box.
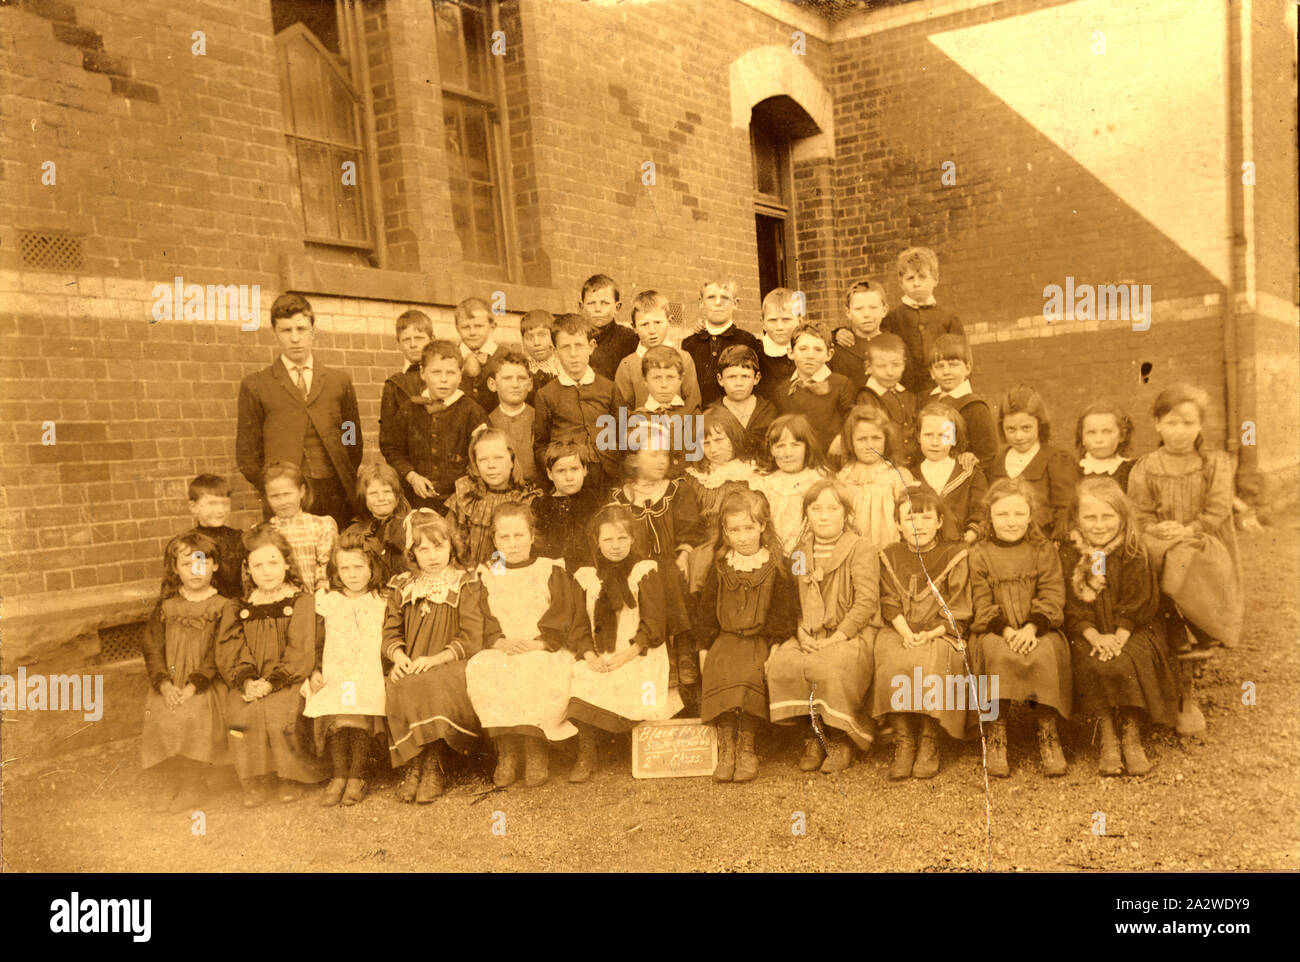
[3,522,1296,873]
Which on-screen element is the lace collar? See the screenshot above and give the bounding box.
[400,568,465,605]
[762,467,822,496]
[726,547,770,572]
[688,459,755,489]
[247,584,296,606]
[1080,453,1127,474]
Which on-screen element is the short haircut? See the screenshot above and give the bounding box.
[329,529,386,593]
[260,461,310,506]
[242,523,305,589]
[917,401,968,453]
[353,461,405,510]
[420,339,462,368]
[997,385,1052,442]
[270,292,314,328]
[1152,384,1211,451]
[717,344,760,375]
[928,333,972,367]
[630,290,671,324]
[454,297,492,325]
[897,246,940,279]
[1075,400,1134,456]
[839,404,900,465]
[581,274,620,303]
[699,277,739,299]
[865,332,907,363]
[790,321,833,352]
[491,500,535,536]
[894,484,947,526]
[843,278,888,310]
[544,441,587,473]
[766,413,828,472]
[519,309,554,334]
[800,477,854,520]
[761,288,803,318]
[551,312,592,341]
[641,344,684,377]
[492,348,531,377]
[395,309,433,338]
[188,473,230,501]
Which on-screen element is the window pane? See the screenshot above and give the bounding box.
[462,4,488,93]
[272,0,341,55]
[463,105,492,183]
[752,133,778,196]
[298,141,335,237]
[328,70,357,147]
[449,178,474,260]
[471,182,501,265]
[334,149,366,242]
[444,103,465,177]
[435,1,466,88]
[286,36,327,141]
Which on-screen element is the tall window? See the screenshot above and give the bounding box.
[274,1,372,249]
[751,117,795,299]
[435,0,506,268]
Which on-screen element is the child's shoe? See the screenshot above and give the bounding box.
[912,716,941,779]
[1175,697,1206,737]
[712,715,737,783]
[798,736,827,772]
[241,776,268,808]
[493,735,521,788]
[343,777,368,805]
[1036,710,1067,777]
[320,777,348,807]
[523,736,549,787]
[278,779,304,803]
[1119,709,1152,776]
[820,738,853,773]
[1097,712,1122,776]
[398,762,421,802]
[985,719,1010,778]
[888,714,915,780]
[733,715,759,783]
[569,723,599,783]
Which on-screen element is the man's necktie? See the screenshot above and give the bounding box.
[294,367,309,399]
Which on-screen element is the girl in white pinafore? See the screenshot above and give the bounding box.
[565,504,685,782]
[465,501,591,788]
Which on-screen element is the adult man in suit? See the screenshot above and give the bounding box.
[236,293,362,529]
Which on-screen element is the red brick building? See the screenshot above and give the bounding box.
[1,0,1295,754]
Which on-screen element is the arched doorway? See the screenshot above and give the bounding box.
[750,95,822,301]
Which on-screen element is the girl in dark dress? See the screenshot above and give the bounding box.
[1075,400,1135,492]
[344,462,411,584]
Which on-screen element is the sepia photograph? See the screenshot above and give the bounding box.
[0,0,1297,891]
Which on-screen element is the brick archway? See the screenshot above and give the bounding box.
[728,45,833,160]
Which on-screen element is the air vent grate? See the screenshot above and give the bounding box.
[19,230,84,272]
[96,620,146,664]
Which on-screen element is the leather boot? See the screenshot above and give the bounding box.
[569,723,599,783]
[733,714,759,783]
[416,746,444,803]
[798,727,827,772]
[523,735,550,788]
[1036,708,1067,777]
[986,718,1010,778]
[1120,709,1152,776]
[912,716,941,779]
[820,737,854,773]
[492,735,521,788]
[888,714,916,780]
[397,760,421,802]
[1097,711,1122,776]
[712,714,737,782]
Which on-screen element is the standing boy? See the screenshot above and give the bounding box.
[830,279,889,394]
[778,322,855,454]
[533,313,619,492]
[882,247,964,396]
[683,277,760,408]
[379,309,433,464]
[581,273,640,380]
[236,292,362,529]
[379,340,488,512]
[487,349,540,486]
[185,473,245,599]
[927,333,998,475]
[456,296,502,412]
[754,288,799,405]
[856,333,920,467]
[709,345,776,461]
[613,290,702,413]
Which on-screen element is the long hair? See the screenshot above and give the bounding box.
[766,413,828,473]
[697,407,754,472]
[838,404,900,466]
[978,477,1045,543]
[158,531,220,602]
[1071,476,1141,555]
[1074,400,1134,457]
[327,529,386,594]
[713,488,783,565]
[403,508,458,571]
[996,385,1052,443]
[1152,383,1211,453]
[241,523,305,593]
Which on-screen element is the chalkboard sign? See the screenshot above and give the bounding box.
[631,718,717,779]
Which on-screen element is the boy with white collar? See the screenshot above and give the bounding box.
[881,247,964,395]
[613,290,702,412]
[683,277,760,408]
[455,295,503,412]
[754,288,798,404]
[777,322,855,453]
[927,333,997,475]
[533,313,618,491]
[487,349,540,486]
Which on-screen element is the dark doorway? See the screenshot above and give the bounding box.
[756,213,787,296]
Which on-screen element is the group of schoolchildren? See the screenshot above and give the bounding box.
[140,246,1245,813]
